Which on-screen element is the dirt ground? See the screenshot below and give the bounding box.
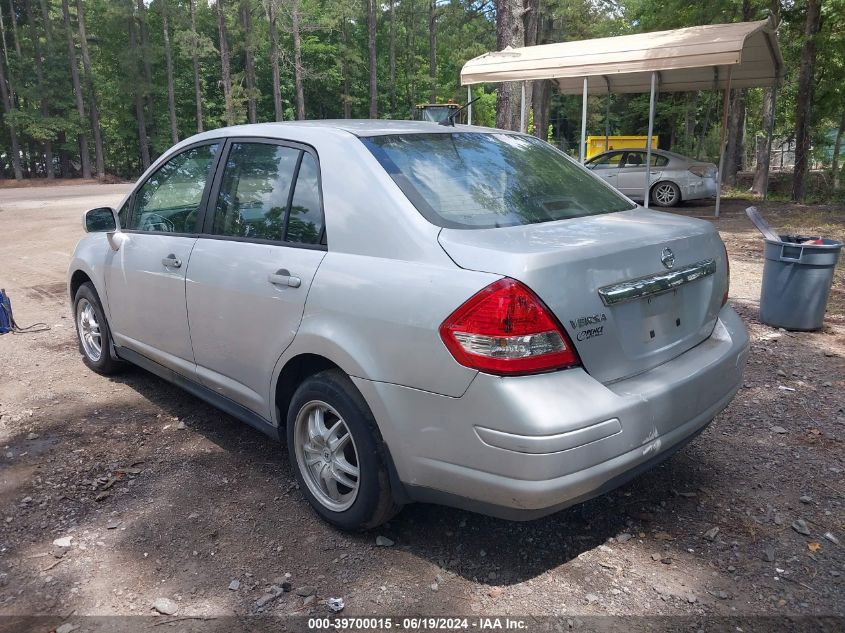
[0,183,843,631]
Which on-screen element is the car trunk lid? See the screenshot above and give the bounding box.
[438,209,728,383]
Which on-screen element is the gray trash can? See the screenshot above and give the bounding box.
[759,236,842,331]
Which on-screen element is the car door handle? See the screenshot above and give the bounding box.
[606,174,617,177]
[161,254,182,268]
[268,269,302,288]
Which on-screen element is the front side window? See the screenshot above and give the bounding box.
[587,151,624,170]
[363,132,634,229]
[129,143,219,233]
[211,142,324,245]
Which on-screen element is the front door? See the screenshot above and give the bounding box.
[104,142,221,376]
[586,151,624,189]
[185,140,327,419]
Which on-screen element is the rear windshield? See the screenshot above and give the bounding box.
[362,132,635,229]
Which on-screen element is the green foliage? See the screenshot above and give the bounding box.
[0,0,843,186]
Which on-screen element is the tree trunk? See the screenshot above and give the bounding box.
[39,0,51,39]
[128,10,150,170]
[792,0,821,202]
[162,0,179,144]
[522,0,539,130]
[367,0,377,118]
[61,0,91,178]
[189,0,203,132]
[136,0,154,131]
[752,87,776,195]
[428,0,435,103]
[0,16,22,179]
[76,0,105,178]
[25,0,53,178]
[530,11,551,139]
[724,0,752,185]
[406,0,416,115]
[832,110,845,191]
[339,15,350,118]
[685,92,698,150]
[241,0,257,123]
[216,0,235,125]
[38,0,54,174]
[58,130,70,177]
[291,0,304,120]
[389,0,395,116]
[7,0,20,59]
[495,0,525,131]
[697,93,715,159]
[266,0,283,121]
[724,88,746,186]
[532,79,550,140]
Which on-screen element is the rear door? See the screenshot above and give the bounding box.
[104,142,221,376]
[617,151,666,200]
[185,139,326,419]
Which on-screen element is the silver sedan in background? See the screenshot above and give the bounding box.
[586,148,718,207]
[68,122,747,530]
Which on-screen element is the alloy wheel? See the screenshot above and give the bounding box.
[294,400,360,512]
[654,183,677,206]
[76,298,102,362]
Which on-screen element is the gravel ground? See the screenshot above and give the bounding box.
[0,184,843,630]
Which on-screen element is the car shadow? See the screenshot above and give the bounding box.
[108,365,716,585]
[7,359,719,613]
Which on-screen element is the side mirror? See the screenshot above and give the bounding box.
[83,207,118,233]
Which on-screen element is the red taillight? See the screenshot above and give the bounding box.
[722,242,730,306]
[439,278,580,376]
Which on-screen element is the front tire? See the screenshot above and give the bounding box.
[287,369,399,530]
[73,282,120,375]
[651,181,681,207]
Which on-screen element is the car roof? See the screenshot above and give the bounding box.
[196,119,507,138]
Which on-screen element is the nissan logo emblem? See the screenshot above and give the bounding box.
[661,248,675,269]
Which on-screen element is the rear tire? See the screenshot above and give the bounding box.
[286,369,400,530]
[651,181,681,207]
[73,282,120,375]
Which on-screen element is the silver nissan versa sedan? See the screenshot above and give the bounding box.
[68,121,749,530]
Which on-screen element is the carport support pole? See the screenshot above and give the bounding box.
[467,86,472,125]
[580,77,588,163]
[643,71,657,209]
[762,86,778,201]
[520,82,527,133]
[714,66,733,218]
[605,94,611,151]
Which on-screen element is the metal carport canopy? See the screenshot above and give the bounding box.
[460,18,784,216]
[460,19,784,93]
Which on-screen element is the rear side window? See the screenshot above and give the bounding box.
[211,142,324,245]
[622,151,668,168]
[363,132,634,229]
[286,153,323,244]
[129,143,219,233]
[212,143,299,241]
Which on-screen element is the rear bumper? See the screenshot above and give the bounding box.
[354,305,749,519]
[680,177,717,201]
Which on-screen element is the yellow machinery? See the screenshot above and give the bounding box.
[586,135,658,159]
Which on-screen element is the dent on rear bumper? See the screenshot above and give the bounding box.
[680,177,717,200]
[353,305,749,516]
